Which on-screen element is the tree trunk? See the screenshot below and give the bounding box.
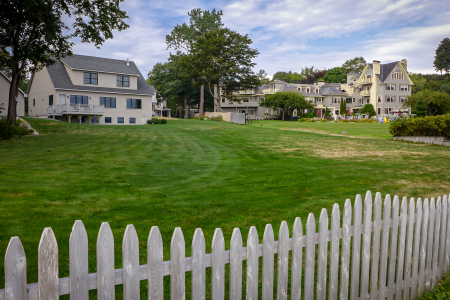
[7,69,20,126]
[282,108,285,121]
[184,95,188,119]
[215,80,221,112]
[198,84,204,119]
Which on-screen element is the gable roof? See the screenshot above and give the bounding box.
[43,56,155,96]
[367,61,399,82]
[0,71,27,96]
[61,54,141,76]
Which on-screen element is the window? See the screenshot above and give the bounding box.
[400,96,406,103]
[243,98,249,102]
[352,98,356,103]
[366,70,372,78]
[386,95,395,102]
[117,75,130,87]
[335,110,340,115]
[306,88,310,93]
[49,95,53,105]
[392,68,404,80]
[378,108,381,114]
[84,72,98,85]
[70,95,88,105]
[129,117,136,124]
[105,117,112,123]
[100,97,116,108]
[127,98,141,109]
[386,84,395,91]
[378,96,381,102]
[33,99,35,107]
[92,117,98,123]
[400,84,409,91]
[118,117,124,123]
[315,88,319,93]
[221,98,225,103]
[315,98,322,103]
[346,98,352,104]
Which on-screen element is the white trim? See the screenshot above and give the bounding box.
[54,88,153,97]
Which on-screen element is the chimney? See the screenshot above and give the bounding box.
[401,59,407,71]
[372,60,380,75]
[127,58,129,66]
[318,80,324,87]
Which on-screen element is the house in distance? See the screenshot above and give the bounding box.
[28,54,155,125]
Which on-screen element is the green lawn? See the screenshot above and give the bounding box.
[0,118,449,298]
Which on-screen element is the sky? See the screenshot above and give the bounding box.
[72,0,450,79]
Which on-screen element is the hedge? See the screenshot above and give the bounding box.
[147,118,167,124]
[389,114,450,138]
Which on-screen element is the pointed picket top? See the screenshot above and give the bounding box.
[262,224,274,300]
[5,236,27,300]
[38,227,59,300]
[229,228,243,300]
[97,222,115,300]
[148,226,164,300]
[69,220,89,300]
[123,224,140,300]
[329,204,340,300]
[411,198,423,298]
[191,228,205,300]
[211,228,225,300]
[350,194,362,300]
[304,213,316,300]
[277,221,289,300]
[171,227,185,300]
[246,226,259,300]
[291,217,303,300]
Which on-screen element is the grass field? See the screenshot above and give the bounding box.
[1,118,449,298]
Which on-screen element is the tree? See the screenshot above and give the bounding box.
[404,90,450,116]
[360,104,376,117]
[323,67,347,83]
[184,27,260,112]
[261,91,312,121]
[340,99,347,115]
[434,38,450,74]
[0,0,129,125]
[272,71,304,83]
[342,57,367,73]
[257,69,270,84]
[166,9,223,119]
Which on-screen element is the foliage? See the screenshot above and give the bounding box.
[261,91,312,121]
[340,99,347,115]
[272,71,305,83]
[0,0,129,124]
[342,57,367,73]
[360,104,376,117]
[147,118,167,124]
[434,38,450,74]
[403,90,450,116]
[0,118,30,139]
[389,114,450,138]
[416,269,450,300]
[325,106,331,117]
[301,66,328,82]
[323,67,347,83]
[256,69,270,84]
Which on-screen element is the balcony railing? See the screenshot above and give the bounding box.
[47,104,105,116]
[360,90,370,96]
[359,78,372,84]
[262,88,278,94]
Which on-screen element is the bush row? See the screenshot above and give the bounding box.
[0,118,32,140]
[389,114,450,137]
[147,118,167,124]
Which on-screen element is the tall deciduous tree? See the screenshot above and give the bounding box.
[434,38,450,74]
[166,9,223,118]
[403,90,450,116]
[342,57,367,73]
[184,27,260,112]
[272,71,304,83]
[323,67,347,83]
[0,0,129,125]
[261,91,312,121]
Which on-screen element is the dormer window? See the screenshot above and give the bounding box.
[366,70,372,78]
[117,75,130,87]
[392,68,404,80]
[306,88,310,93]
[84,72,98,85]
[315,88,319,93]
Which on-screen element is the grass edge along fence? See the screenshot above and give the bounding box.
[2,191,450,300]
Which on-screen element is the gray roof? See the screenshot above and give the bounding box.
[368,61,399,82]
[45,56,155,96]
[0,71,27,96]
[61,54,141,76]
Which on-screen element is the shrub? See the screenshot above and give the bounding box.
[389,114,450,137]
[0,118,30,140]
[147,118,167,124]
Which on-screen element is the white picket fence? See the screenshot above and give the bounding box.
[1,191,450,299]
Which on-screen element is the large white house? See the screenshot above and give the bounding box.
[218,60,413,119]
[28,54,155,125]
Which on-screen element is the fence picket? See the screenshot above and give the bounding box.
[425,198,435,291]
[277,221,289,300]
[418,198,429,295]
[395,197,408,300]
[170,227,185,300]
[5,237,26,300]
[360,191,373,300]
[97,222,115,300]
[378,195,391,300]
[262,224,274,300]
[291,217,303,300]
[304,213,316,300]
[317,209,328,300]
[431,197,441,289]
[123,224,140,300]
[191,228,205,300]
[69,220,89,300]
[439,196,448,280]
[329,204,340,300]
[148,226,164,300]
[340,199,352,300]
[403,198,415,300]
[212,228,225,300]
[446,194,450,272]
[387,195,400,300]
[38,227,59,300]
[229,228,243,300]
[246,226,259,300]
[370,193,382,299]
[350,195,362,300]
[410,198,423,299]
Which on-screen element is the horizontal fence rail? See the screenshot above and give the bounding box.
[1,191,450,299]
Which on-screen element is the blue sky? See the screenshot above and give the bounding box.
[72,0,450,79]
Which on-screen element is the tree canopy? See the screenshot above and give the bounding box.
[0,0,129,124]
[272,71,305,83]
[342,57,367,73]
[434,38,450,74]
[261,91,312,120]
[360,104,376,117]
[323,67,347,83]
[404,90,450,116]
